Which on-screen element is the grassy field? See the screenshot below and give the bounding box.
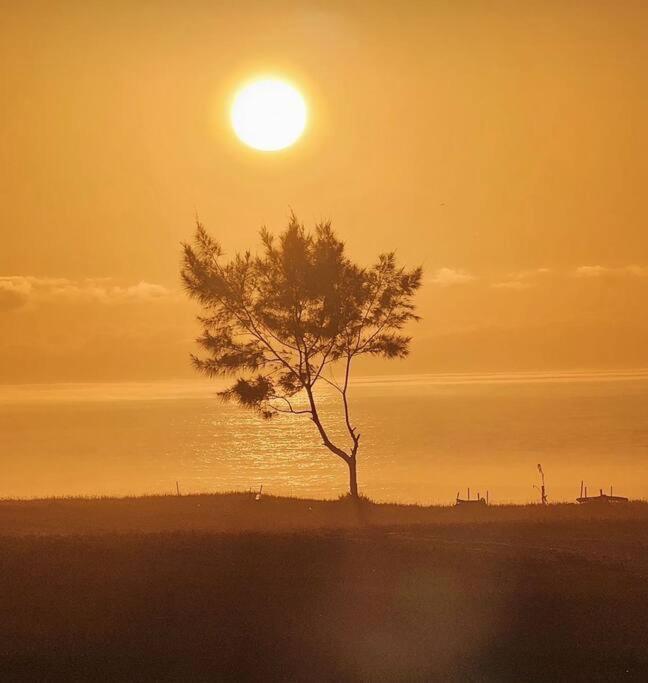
[2,491,648,535]
[2,494,648,681]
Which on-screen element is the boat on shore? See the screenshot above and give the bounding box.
[577,482,628,504]
[455,488,489,506]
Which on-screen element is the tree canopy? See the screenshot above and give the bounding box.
[181,215,422,497]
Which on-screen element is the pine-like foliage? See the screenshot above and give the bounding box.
[181,214,422,496]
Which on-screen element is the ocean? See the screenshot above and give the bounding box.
[1,371,647,504]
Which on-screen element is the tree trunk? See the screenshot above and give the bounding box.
[348,455,359,498]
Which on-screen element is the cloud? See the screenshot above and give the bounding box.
[0,276,173,310]
[491,267,550,290]
[491,280,532,290]
[508,267,551,280]
[574,265,648,278]
[573,265,608,278]
[429,268,476,287]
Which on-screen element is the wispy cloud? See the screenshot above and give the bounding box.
[491,280,533,290]
[429,268,476,287]
[574,265,648,278]
[509,267,551,280]
[0,276,173,311]
[491,267,550,290]
[574,265,609,278]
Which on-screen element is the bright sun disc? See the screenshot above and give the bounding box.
[231,78,307,152]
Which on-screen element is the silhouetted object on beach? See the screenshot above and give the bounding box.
[534,463,548,505]
[577,482,628,504]
[455,488,488,506]
[181,214,422,498]
[255,484,263,501]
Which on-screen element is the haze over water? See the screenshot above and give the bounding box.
[2,371,647,504]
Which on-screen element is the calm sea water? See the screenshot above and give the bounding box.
[1,372,648,504]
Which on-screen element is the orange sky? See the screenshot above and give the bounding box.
[1,0,648,382]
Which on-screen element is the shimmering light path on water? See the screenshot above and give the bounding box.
[1,372,647,504]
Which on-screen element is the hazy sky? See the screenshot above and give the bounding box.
[2,0,647,382]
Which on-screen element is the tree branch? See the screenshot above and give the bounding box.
[268,395,312,416]
[341,354,360,454]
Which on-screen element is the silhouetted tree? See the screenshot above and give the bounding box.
[181,215,422,498]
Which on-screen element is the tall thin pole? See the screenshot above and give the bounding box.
[537,464,548,505]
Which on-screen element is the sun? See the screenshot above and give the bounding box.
[230,78,308,152]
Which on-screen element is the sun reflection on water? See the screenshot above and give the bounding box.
[2,374,648,503]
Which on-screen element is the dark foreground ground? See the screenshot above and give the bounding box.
[1,495,648,681]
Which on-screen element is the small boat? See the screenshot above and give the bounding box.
[577,482,628,504]
[455,488,488,506]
